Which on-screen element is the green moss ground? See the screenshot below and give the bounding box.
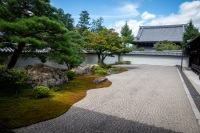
[0,75,112,129]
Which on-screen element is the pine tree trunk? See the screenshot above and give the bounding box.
[118,54,121,62]
[7,42,26,69]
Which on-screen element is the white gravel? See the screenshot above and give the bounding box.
[14,64,200,133]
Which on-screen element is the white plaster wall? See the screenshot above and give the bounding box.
[121,55,189,67]
[15,57,68,69]
[81,54,118,66]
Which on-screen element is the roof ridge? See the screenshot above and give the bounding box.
[140,24,187,29]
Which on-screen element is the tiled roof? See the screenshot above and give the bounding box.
[0,47,49,53]
[133,24,187,43]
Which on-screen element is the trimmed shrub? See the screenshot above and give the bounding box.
[33,86,50,99]
[109,67,118,71]
[98,63,112,69]
[65,70,76,80]
[0,66,29,94]
[94,69,107,75]
[137,47,145,51]
[153,40,181,51]
[114,61,124,65]
[51,86,61,92]
[124,61,131,64]
[93,66,107,75]
[114,61,131,65]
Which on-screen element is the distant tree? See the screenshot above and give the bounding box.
[76,11,90,34]
[91,17,104,34]
[120,22,134,44]
[116,22,135,61]
[65,13,74,31]
[183,20,199,48]
[153,40,181,51]
[84,28,122,64]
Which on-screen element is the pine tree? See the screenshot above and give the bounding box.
[76,11,90,34]
[183,20,199,48]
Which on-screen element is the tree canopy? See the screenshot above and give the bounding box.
[83,28,122,64]
[120,22,134,44]
[153,40,181,51]
[0,0,83,69]
[183,20,199,48]
[76,10,90,34]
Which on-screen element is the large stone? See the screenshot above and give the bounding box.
[93,77,108,84]
[73,64,95,76]
[25,63,68,87]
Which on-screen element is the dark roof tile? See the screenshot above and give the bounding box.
[133,24,187,43]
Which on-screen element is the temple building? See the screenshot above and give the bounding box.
[133,24,187,51]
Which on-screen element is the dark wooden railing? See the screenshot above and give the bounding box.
[191,64,200,80]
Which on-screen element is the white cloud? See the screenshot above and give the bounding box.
[109,19,145,36]
[141,11,156,20]
[91,3,139,19]
[147,1,200,29]
[117,3,139,17]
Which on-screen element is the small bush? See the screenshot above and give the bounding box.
[114,61,131,65]
[94,69,107,75]
[115,61,124,65]
[124,61,131,64]
[65,70,76,80]
[33,86,50,99]
[153,40,181,51]
[137,47,145,51]
[0,66,29,93]
[98,63,111,69]
[109,67,118,71]
[51,86,61,92]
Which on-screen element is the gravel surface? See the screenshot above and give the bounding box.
[14,65,200,133]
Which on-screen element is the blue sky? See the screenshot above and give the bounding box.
[51,0,200,35]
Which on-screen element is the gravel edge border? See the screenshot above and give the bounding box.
[177,68,200,125]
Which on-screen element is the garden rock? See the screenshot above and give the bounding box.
[73,64,95,76]
[107,69,118,75]
[25,63,68,87]
[93,77,108,84]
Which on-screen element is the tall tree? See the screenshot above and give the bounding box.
[120,22,134,44]
[183,20,199,48]
[65,13,74,31]
[116,22,134,61]
[76,11,90,34]
[84,28,122,64]
[0,0,81,69]
[91,17,104,34]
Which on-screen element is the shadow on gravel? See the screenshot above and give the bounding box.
[14,107,180,133]
[177,66,200,112]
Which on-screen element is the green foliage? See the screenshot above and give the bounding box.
[91,17,104,34]
[0,0,83,69]
[94,69,107,75]
[124,61,131,64]
[183,20,200,48]
[153,40,181,51]
[76,11,90,34]
[93,66,107,75]
[0,66,29,93]
[51,86,61,92]
[120,22,134,44]
[137,47,145,51]
[109,67,118,71]
[84,28,122,64]
[65,70,76,80]
[114,61,131,65]
[33,86,50,99]
[98,63,112,69]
